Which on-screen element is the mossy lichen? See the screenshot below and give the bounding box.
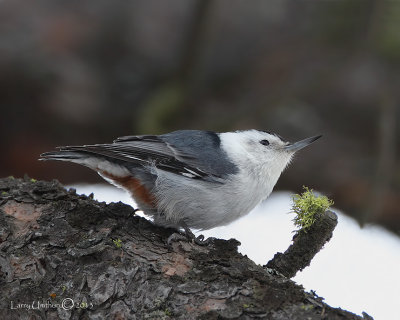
[164,308,172,316]
[300,303,314,311]
[292,186,334,231]
[112,238,123,248]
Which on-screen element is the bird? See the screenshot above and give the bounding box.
[40,129,321,243]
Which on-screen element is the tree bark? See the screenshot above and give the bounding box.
[0,177,371,319]
[266,210,338,278]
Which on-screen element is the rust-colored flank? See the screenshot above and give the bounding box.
[99,171,156,207]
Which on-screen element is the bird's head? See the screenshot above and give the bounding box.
[220,130,321,175]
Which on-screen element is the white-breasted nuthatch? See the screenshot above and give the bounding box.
[40,130,321,234]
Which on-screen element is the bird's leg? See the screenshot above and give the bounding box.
[182,223,214,246]
[166,223,214,247]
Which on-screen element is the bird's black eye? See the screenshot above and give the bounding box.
[260,139,270,146]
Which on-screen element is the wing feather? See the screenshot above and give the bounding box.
[59,135,217,181]
[57,130,237,182]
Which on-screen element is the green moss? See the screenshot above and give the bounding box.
[112,238,123,248]
[292,186,334,231]
[164,308,172,316]
[300,303,314,311]
[30,178,37,183]
[1,191,7,196]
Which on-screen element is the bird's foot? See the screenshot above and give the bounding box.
[183,227,213,246]
[166,225,213,247]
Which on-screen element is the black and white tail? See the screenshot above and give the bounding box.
[39,150,89,162]
[40,147,132,178]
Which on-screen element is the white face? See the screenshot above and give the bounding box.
[220,130,294,170]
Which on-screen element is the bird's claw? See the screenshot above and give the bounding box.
[183,225,212,246]
[193,234,214,246]
[166,225,213,248]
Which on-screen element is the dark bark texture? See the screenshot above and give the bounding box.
[266,210,338,278]
[0,177,371,319]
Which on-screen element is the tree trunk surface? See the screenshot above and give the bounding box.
[0,177,370,320]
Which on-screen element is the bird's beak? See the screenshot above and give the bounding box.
[284,135,322,152]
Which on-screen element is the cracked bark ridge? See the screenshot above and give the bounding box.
[266,210,338,278]
[0,177,370,319]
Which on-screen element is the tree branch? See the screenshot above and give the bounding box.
[0,177,370,319]
[266,210,338,278]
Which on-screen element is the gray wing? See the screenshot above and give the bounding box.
[52,130,238,182]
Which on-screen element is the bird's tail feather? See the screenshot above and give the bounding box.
[39,150,88,162]
[39,149,132,178]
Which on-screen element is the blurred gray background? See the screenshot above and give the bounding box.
[0,0,399,235]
